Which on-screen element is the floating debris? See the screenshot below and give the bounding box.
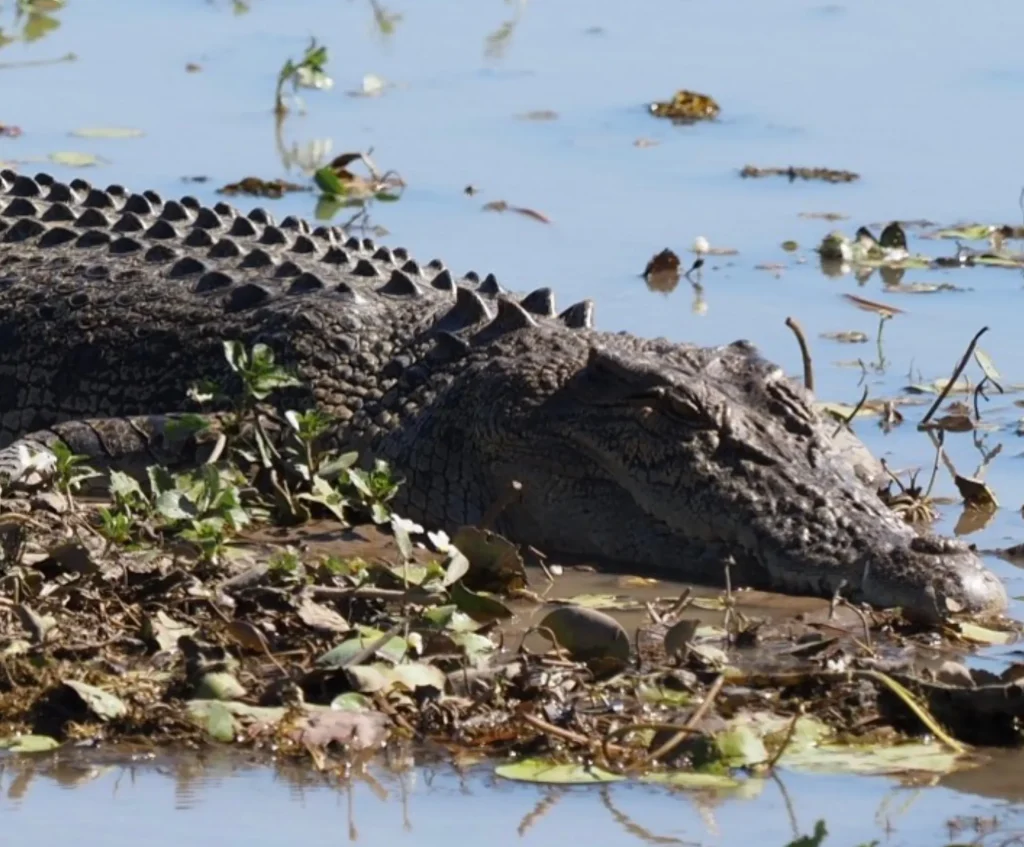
[799,211,849,221]
[741,165,859,183]
[217,177,309,199]
[642,248,681,292]
[648,89,720,123]
[820,330,869,344]
[842,293,905,317]
[481,200,551,224]
[516,110,558,121]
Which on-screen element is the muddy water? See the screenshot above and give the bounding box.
[5,0,1024,839]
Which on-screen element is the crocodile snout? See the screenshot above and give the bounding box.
[866,535,1008,623]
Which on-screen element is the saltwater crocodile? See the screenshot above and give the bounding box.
[0,170,1008,621]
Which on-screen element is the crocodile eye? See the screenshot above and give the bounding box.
[663,393,712,427]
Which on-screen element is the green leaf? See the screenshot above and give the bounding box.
[297,476,348,523]
[442,549,470,586]
[316,627,408,667]
[0,734,61,754]
[639,771,742,790]
[318,451,359,479]
[449,631,496,659]
[23,12,61,42]
[495,758,624,784]
[974,347,1002,385]
[223,340,248,372]
[330,692,374,711]
[931,225,995,241]
[714,724,769,767]
[109,470,144,501]
[155,489,192,521]
[61,681,127,721]
[558,593,645,611]
[49,151,102,167]
[193,672,247,701]
[314,166,348,197]
[382,661,445,692]
[450,580,513,623]
[779,741,967,776]
[202,701,238,742]
[420,605,480,632]
[314,195,348,221]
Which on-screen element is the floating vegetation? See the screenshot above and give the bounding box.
[274,37,332,117]
[481,200,551,224]
[740,165,859,183]
[648,89,721,123]
[69,126,144,139]
[820,220,1024,273]
[515,110,559,121]
[217,176,309,198]
[819,330,869,344]
[313,150,406,224]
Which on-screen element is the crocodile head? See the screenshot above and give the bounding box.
[488,336,1007,622]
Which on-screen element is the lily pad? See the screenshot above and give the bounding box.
[70,127,144,139]
[316,626,408,667]
[346,661,445,694]
[49,151,103,167]
[714,724,769,767]
[450,580,513,623]
[449,526,527,592]
[556,593,645,611]
[640,771,742,790]
[0,734,61,754]
[198,701,238,742]
[779,741,970,776]
[495,758,624,784]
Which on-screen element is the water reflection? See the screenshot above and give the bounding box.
[1,746,1023,846]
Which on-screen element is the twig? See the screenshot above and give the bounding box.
[642,674,725,765]
[518,712,631,757]
[784,317,814,391]
[919,327,989,427]
[0,52,77,70]
[834,597,873,648]
[972,376,990,421]
[875,313,890,369]
[765,711,801,772]
[341,620,407,668]
[924,430,944,499]
[832,386,868,439]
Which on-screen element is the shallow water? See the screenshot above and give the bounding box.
[4,0,1024,839]
[4,748,1024,847]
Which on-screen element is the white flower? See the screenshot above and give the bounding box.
[390,514,424,536]
[10,444,56,484]
[407,632,424,656]
[427,530,451,552]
